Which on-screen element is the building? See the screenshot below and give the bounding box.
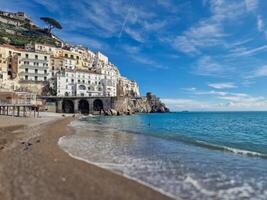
[118,77,140,97]
[0,44,22,81]
[0,11,33,27]
[17,51,50,82]
[0,41,140,98]
[57,69,104,97]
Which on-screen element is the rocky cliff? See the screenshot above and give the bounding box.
[103,92,169,116]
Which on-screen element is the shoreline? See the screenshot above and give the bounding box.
[0,114,174,200]
[58,135,178,200]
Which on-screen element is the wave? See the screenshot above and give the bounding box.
[78,118,267,159]
[121,129,267,159]
[192,140,267,159]
[57,136,178,200]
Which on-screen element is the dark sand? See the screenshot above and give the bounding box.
[0,116,174,200]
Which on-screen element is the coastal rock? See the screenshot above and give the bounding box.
[104,109,112,116]
[110,109,117,116]
[112,92,170,115]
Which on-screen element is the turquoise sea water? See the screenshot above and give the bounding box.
[59,112,267,200]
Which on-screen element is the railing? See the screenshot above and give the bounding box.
[0,104,39,117]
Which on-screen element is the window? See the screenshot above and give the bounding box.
[44,56,47,60]
[66,79,68,82]
[44,70,47,74]
[35,69,38,74]
[78,80,80,83]
[79,85,86,90]
[26,54,29,58]
[25,75,28,80]
[35,76,38,81]
[8,64,11,69]
[44,77,47,81]
[25,68,28,73]
[35,55,38,59]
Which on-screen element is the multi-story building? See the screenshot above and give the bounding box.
[17,51,50,82]
[57,69,104,97]
[0,44,22,81]
[0,11,33,27]
[92,52,120,97]
[118,76,140,97]
[0,42,140,98]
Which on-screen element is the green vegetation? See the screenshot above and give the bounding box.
[40,17,62,33]
[0,22,59,47]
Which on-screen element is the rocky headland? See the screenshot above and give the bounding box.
[103,92,170,116]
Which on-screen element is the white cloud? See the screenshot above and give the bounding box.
[208,82,237,89]
[194,56,227,76]
[182,87,197,92]
[257,15,264,32]
[124,28,145,43]
[249,65,267,78]
[229,45,267,57]
[244,0,258,12]
[171,0,246,55]
[130,55,168,70]
[195,90,228,96]
[163,92,267,111]
[171,20,224,54]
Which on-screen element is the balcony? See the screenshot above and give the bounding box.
[19,64,49,69]
[19,72,48,77]
[20,58,48,63]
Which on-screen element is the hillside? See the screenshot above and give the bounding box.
[0,22,59,47]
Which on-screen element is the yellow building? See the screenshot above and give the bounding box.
[0,44,23,81]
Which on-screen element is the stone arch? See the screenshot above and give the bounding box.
[62,100,74,113]
[78,99,89,114]
[93,99,103,112]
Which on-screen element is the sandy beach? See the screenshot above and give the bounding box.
[0,114,173,200]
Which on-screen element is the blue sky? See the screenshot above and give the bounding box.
[2,0,267,111]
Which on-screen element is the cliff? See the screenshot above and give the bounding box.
[103,93,169,116]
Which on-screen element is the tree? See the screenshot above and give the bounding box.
[40,17,62,33]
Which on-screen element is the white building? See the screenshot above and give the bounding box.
[57,69,104,97]
[18,51,50,82]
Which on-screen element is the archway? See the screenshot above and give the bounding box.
[79,99,89,115]
[93,99,103,112]
[62,100,74,113]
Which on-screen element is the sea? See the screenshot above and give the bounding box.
[58,112,267,200]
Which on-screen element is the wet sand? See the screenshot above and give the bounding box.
[0,115,173,200]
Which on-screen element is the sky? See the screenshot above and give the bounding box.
[2,0,267,111]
